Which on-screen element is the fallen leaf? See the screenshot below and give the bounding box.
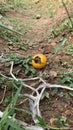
[48,39,56,47]
[49,118,58,128]
[50,118,56,125]
[50,42,56,46]
[65,110,71,116]
[49,70,57,77]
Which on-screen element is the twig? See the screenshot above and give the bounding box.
[29,84,46,123]
[18,77,39,81]
[0,58,10,62]
[0,73,11,79]
[0,73,39,97]
[9,61,39,96]
[0,86,6,104]
[0,73,39,81]
[1,60,73,129]
[0,53,4,58]
[23,83,39,96]
[0,53,10,62]
[10,61,18,81]
[19,93,36,101]
[19,84,46,123]
[19,85,45,123]
[62,0,73,28]
[16,99,28,105]
[46,83,73,90]
[39,77,48,86]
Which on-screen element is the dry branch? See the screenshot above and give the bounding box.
[0,58,73,130]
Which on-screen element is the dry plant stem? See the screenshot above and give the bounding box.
[10,61,18,81]
[19,94,36,100]
[18,77,39,81]
[10,61,39,95]
[62,0,73,28]
[16,99,28,105]
[46,83,73,90]
[9,61,38,95]
[0,58,10,62]
[1,61,73,128]
[0,73,73,91]
[23,83,39,96]
[0,72,73,91]
[1,69,72,89]
[0,73,39,81]
[0,86,6,104]
[0,53,10,62]
[0,53,4,58]
[30,86,46,123]
[40,77,48,86]
[9,61,42,123]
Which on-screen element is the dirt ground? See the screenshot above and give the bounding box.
[0,0,73,129]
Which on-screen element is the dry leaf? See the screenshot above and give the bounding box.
[49,118,58,128]
[65,110,71,116]
[49,71,57,77]
[49,39,56,47]
[50,42,56,47]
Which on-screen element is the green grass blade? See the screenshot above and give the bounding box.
[0,23,23,35]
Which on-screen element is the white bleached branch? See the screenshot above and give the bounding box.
[0,58,73,130]
[10,61,18,81]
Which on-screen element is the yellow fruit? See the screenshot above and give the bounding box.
[32,53,47,69]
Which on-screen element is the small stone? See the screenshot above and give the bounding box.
[36,14,41,19]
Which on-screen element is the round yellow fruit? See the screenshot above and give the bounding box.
[32,53,47,69]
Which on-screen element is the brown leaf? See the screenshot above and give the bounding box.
[49,40,56,47]
[50,118,56,125]
[50,42,56,46]
[49,70,57,77]
[65,110,71,116]
[49,118,58,128]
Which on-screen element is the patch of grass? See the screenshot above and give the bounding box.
[0,27,27,50]
[3,95,12,105]
[7,17,22,28]
[0,3,9,15]
[6,53,37,76]
[55,115,67,128]
[0,84,24,130]
[65,42,73,56]
[5,0,30,8]
[0,29,18,42]
[22,54,37,75]
[59,71,73,86]
[15,42,27,51]
[6,17,31,33]
[0,1,73,129]
[23,23,32,33]
[0,22,23,35]
[62,0,73,29]
[49,20,69,38]
[25,39,40,47]
[55,37,67,54]
[0,52,36,76]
